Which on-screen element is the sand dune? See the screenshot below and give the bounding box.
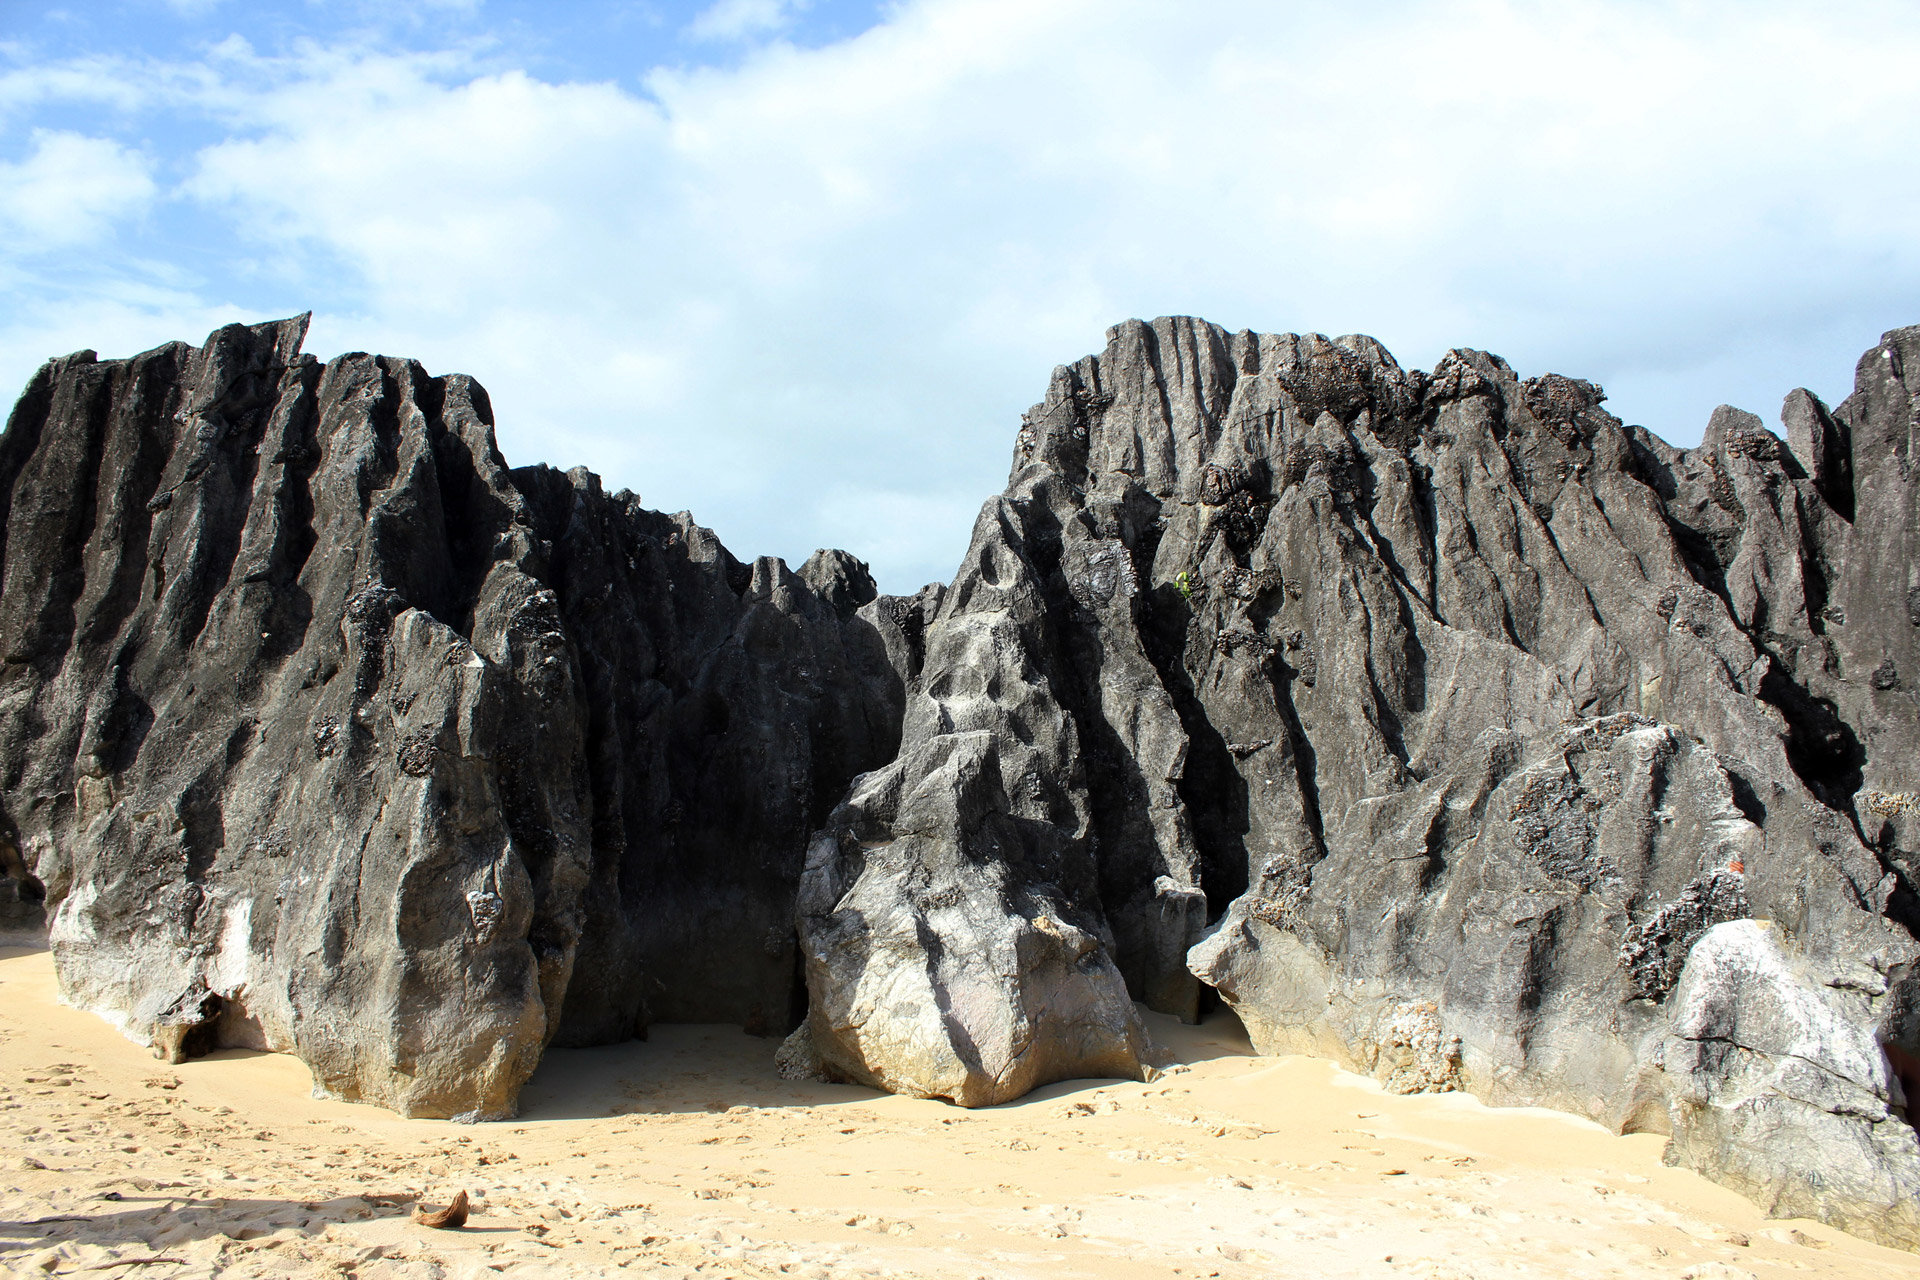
[1,944,1911,1279]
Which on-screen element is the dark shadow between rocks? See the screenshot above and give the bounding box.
[1756,662,1864,808]
[0,808,45,936]
[1141,1001,1256,1066]
[509,1024,885,1122]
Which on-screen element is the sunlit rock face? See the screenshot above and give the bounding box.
[801,317,1920,1250]
[6,313,1920,1249]
[0,317,910,1118]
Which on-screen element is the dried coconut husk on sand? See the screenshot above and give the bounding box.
[413,1190,470,1229]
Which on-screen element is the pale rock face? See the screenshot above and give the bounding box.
[795,493,1159,1103]
[1189,718,1769,1127]
[1660,920,1920,1250]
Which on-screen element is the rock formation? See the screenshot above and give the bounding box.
[0,317,911,1117]
[5,314,1919,1249]
[799,319,1920,1250]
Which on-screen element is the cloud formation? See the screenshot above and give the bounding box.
[2,0,1918,591]
[0,129,155,249]
[688,0,809,42]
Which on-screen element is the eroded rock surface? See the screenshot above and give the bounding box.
[795,487,1158,1103]
[799,318,1920,1249]
[1662,919,1920,1247]
[0,318,910,1116]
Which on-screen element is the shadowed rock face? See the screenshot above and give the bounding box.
[0,317,910,1117]
[7,315,1920,1248]
[798,318,1920,1249]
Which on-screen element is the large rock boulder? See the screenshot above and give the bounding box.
[0,318,911,1116]
[798,317,1920,1249]
[795,484,1161,1104]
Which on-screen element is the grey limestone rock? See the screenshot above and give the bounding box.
[799,316,1920,1249]
[0,318,910,1116]
[795,484,1161,1104]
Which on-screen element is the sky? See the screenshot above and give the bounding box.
[2,1,1918,593]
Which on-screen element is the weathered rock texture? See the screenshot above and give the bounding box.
[0,317,911,1117]
[7,314,1920,1249]
[798,319,1920,1249]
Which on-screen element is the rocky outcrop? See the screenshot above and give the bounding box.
[8,313,1920,1249]
[0,317,910,1116]
[794,490,1159,1104]
[798,319,1920,1249]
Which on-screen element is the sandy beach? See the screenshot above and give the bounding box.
[1,944,1912,1280]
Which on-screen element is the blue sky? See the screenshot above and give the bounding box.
[4,0,1919,593]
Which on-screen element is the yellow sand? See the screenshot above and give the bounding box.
[1,944,1912,1279]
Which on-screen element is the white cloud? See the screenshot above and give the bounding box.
[687,0,807,43]
[0,58,160,116]
[0,130,156,249]
[5,0,1920,591]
